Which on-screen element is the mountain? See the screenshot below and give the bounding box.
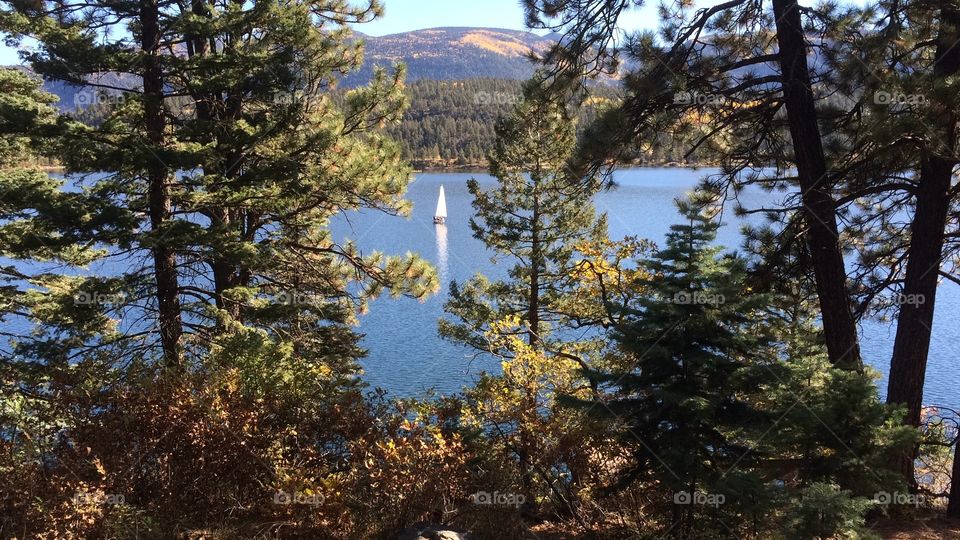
[10,27,559,110]
[342,27,558,86]
[43,72,139,111]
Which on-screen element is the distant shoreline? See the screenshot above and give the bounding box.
[413,161,716,174]
[0,164,63,172]
[7,162,716,175]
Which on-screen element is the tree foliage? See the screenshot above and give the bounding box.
[0,1,444,536]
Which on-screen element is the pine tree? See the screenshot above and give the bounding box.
[441,79,606,352]
[440,79,608,515]
[570,203,913,538]
[524,0,864,370]
[0,1,437,534]
[0,0,436,379]
[830,0,960,487]
[578,203,778,537]
[0,68,58,167]
[524,0,957,490]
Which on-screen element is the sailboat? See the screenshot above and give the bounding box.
[433,185,447,224]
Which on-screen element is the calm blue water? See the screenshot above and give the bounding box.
[332,168,960,408]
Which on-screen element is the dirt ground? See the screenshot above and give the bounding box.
[525,517,960,539]
[871,517,960,539]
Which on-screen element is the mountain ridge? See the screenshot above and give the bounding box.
[340,26,557,86]
[6,26,565,109]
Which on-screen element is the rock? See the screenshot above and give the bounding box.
[393,522,472,540]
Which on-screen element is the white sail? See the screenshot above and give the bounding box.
[435,185,447,219]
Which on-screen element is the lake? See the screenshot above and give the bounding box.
[332,168,960,409]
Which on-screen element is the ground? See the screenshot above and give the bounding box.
[522,517,960,539]
[873,517,960,539]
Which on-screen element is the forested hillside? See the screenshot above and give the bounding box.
[389,79,633,168]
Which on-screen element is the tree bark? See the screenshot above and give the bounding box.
[141,0,182,366]
[529,189,541,348]
[889,0,960,491]
[184,0,244,323]
[517,158,544,517]
[949,433,960,516]
[772,0,862,370]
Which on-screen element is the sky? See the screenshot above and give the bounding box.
[0,0,662,65]
[359,0,658,36]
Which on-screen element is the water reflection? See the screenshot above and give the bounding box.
[435,223,448,285]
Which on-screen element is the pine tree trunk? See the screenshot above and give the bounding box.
[141,0,182,366]
[184,4,244,323]
[949,435,960,516]
[517,405,537,516]
[887,158,953,485]
[529,191,541,348]
[771,0,861,370]
[518,162,543,517]
[889,0,960,490]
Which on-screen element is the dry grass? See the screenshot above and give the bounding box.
[458,31,532,56]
